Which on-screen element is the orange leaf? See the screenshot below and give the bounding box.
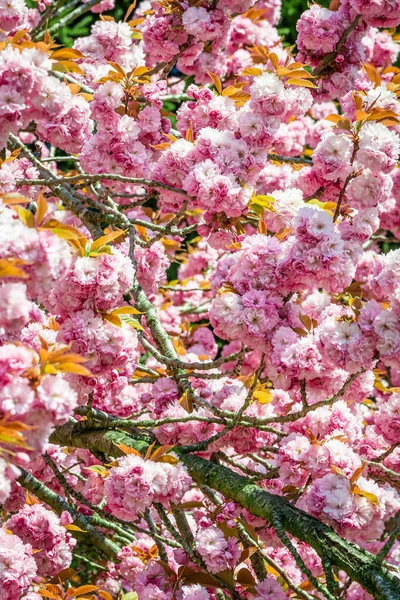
[91,229,126,251]
[145,441,156,460]
[98,592,114,600]
[299,314,313,331]
[14,205,35,227]
[1,192,30,204]
[181,569,219,587]
[222,85,242,97]
[179,390,193,413]
[108,62,125,77]
[74,586,98,597]
[128,17,145,27]
[352,92,364,111]
[306,428,320,446]
[40,225,85,242]
[275,226,292,240]
[207,71,222,95]
[351,485,380,506]
[331,465,346,477]
[10,29,29,43]
[258,215,267,234]
[53,353,88,364]
[116,443,142,456]
[236,568,256,588]
[51,48,83,60]
[325,114,343,123]
[49,568,78,584]
[132,66,149,78]
[281,68,315,79]
[172,501,204,510]
[36,191,48,226]
[379,118,400,126]
[151,445,175,461]
[286,78,318,88]
[111,306,143,315]
[185,122,194,143]
[231,91,251,104]
[26,490,41,505]
[124,0,137,21]
[132,369,157,379]
[68,83,81,94]
[64,524,87,532]
[241,67,263,76]
[150,142,172,151]
[38,591,60,600]
[268,52,279,70]
[362,63,381,88]
[350,462,366,485]
[239,546,258,563]
[265,564,280,577]
[0,258,29,279]
[356,109,369,122]
[173,337,187,356]
[299,580,315,591]
[253,388,272,404]
[7,147,22,161]
[56,363,93,376]
[53,61,84,75]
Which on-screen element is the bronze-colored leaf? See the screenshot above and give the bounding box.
[236,567,256,588]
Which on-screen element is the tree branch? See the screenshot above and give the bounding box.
[47,423,400,599]
[17,469,120,559]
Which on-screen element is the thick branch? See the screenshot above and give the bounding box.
[181,454,400,600]
[49,423,400,599]
[49,418,150,457]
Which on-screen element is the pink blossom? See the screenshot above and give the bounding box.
[0,526,37,600]
[255,577,287,600]
[105,454,191,521]
[7,504,76,577]
[195,525,240,573]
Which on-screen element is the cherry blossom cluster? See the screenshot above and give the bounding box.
[0,45,92,152]
[104,453,191,521]
[2,0,400,599]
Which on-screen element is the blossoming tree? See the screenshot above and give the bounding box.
[1,0,400,599]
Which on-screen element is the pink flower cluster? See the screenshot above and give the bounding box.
[46,248,134,316]
[0,203,71,303]
[74,20,145,73]
[6,504,76,577]
[2,0,400,598]
[0,526,37,600]
[0,45,92,152]
[104,454,191,521]
[58,309,138,379]
[195,523,241,574]
[0,0,28,37]
[209,201,358,353]
[154,73,312,225]
[306,472,399,540]
[0,344,78,510]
